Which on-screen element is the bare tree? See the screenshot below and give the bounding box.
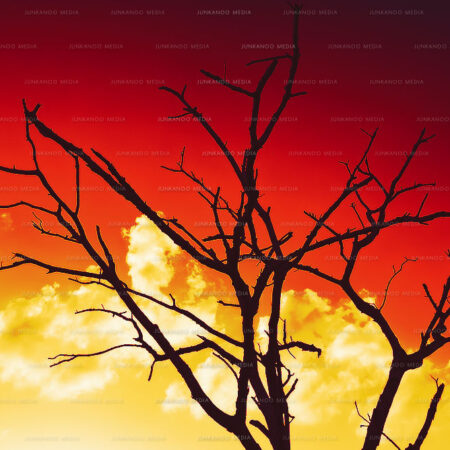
[0,4,448,449]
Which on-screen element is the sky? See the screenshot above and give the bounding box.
[0,0,449,449]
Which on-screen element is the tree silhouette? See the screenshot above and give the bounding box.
[0,4,448,449]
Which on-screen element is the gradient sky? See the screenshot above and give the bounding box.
[0,1,449,449]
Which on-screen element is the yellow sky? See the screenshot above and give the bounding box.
[0,216,448,449]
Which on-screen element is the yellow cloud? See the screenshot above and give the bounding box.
[122,214,180,298]
[0,215,447,449]
[0,281,147,400]
[123,216,221,347]
[0,215,224,400]
[164,288,449,448]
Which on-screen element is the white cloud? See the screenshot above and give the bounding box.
[0,215,222,399]
[0,280,144,400]
[123,216,220,347]
[122,214,180,298]
[1,214,447,449]
[163,286,448,449]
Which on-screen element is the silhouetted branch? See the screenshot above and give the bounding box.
[31,212,78,243]
[159,85,242,181]
[354,402,400,449]
[379,257,417,310]
[0,201,56,215]
[414,277,450,358]
[49,344,143,367]
[249,419,270,438]
[278,340,322,357]
[0,253,103,279]
[200,69,253,97]
[218,300,240,308]
[69,278,243,348]
[247,54,291,66]
[406,378,445,450]
[0,165,37,176]
[213,352,239,382]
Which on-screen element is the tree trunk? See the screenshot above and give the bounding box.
[266,407,290,450]
[266,269,291,450]
[362,361,406,450]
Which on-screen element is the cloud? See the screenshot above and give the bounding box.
[0,280,147,400]
[0,215,223,399]
[163,288,448,448]
[122,216,222,348]
[0,214,447,448]
[122,214,180,298]
[164,288,390,422]
[267,289,391,425]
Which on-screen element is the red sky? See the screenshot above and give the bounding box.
[0,0,449,361]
